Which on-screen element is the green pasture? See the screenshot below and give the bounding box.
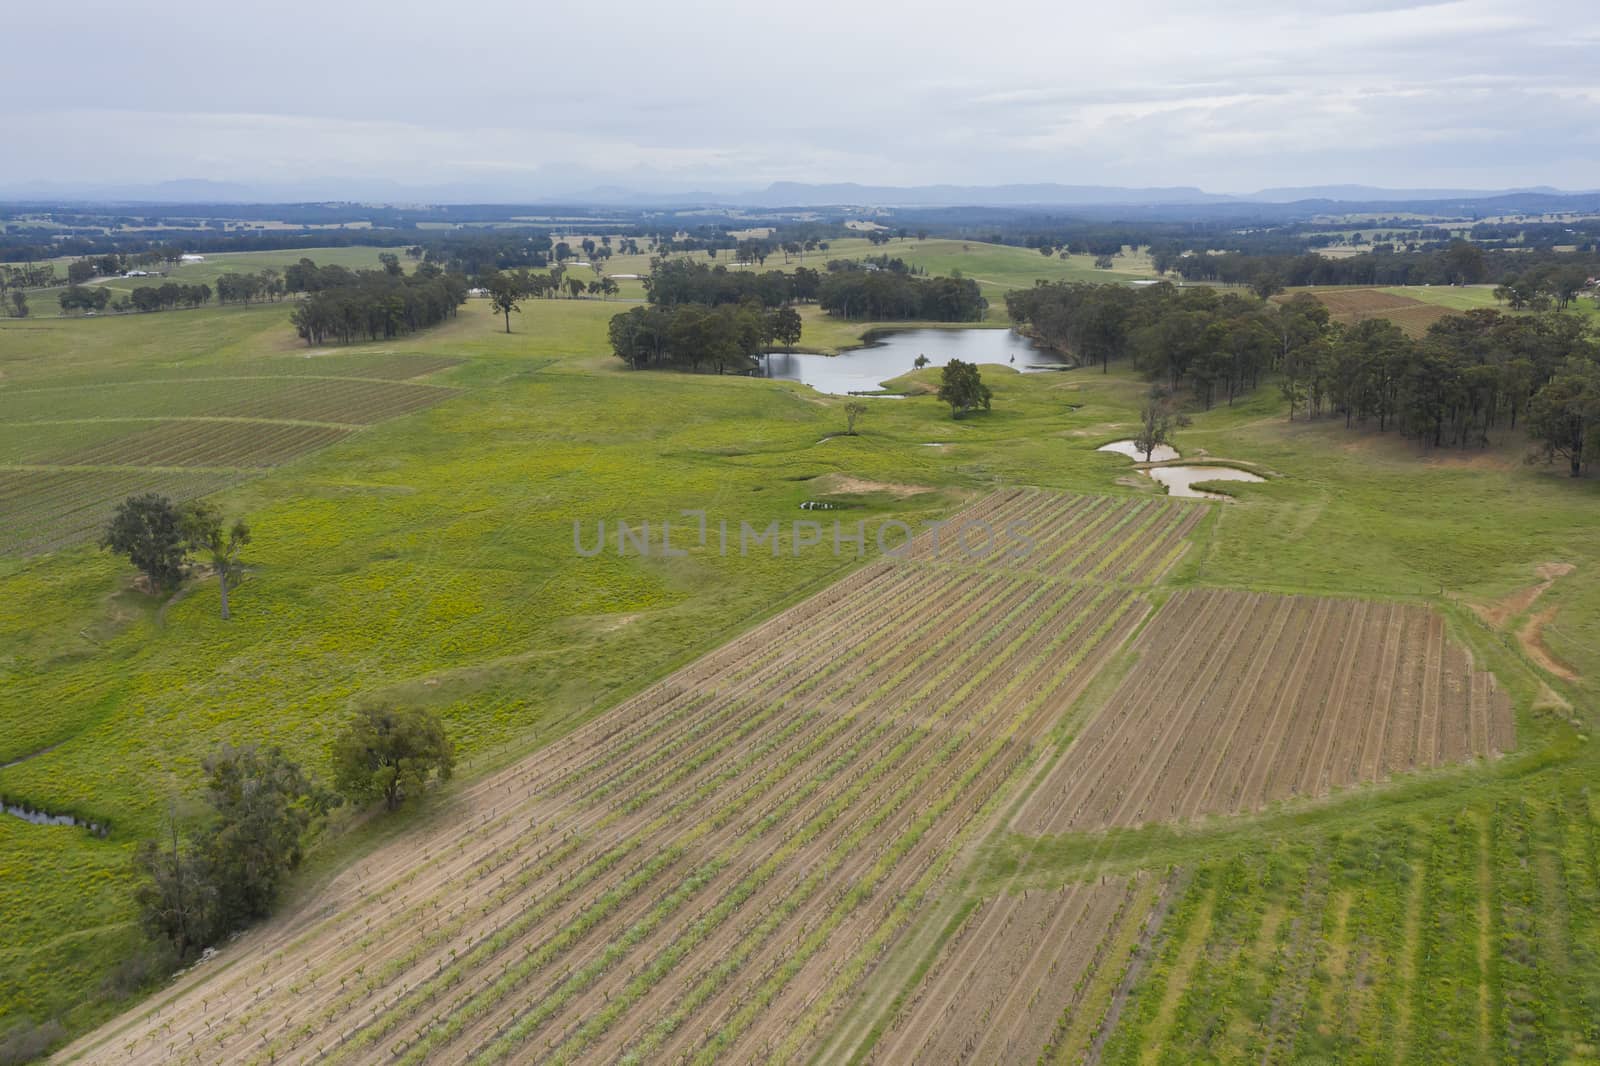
[1,259,1596,1054]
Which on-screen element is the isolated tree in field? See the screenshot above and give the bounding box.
[771,305,802,351]
[8,291,26,318]
[1526,356,1600,477]
[484,271,522,333]
[937,359,992,419]
[913,354,930,369]
[182,503,250,619]
[1133,389,1191,461]
[331,705,455,811]
[103,494,188,590]
[844,400,868,435]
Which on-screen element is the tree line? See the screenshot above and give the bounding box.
[1159,241,1600,291]
[1007,281,1321,406]
[818,270,987,322]
[643,258,819,309]
[609,303,802,372]
[288,261,469,345]
[1007,279,1600,473]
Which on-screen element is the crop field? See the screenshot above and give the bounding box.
[0,354,461,556]
[903,489,1204,584]
[871,875,1165,1064]
[1092,778,1600,1064]
[1017,588,1515,834]
[62,491,1155,1065]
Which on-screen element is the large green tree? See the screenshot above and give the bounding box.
[102,494,189,590]
[331,706,455,811]
[937,359,992,419]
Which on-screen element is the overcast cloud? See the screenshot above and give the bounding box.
[3,0,1597,196]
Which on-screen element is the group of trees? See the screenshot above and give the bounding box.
[1281,310,1600,472]
[1493,267,1595,311]
[289,264,468,346]
[1007,281,1331,408]
[818,272,986,322]
[478,267,620,331]
[1158,241,1598,291]
[136,706,453,962]
[1009,279,1600,473]
[102,495,251,616]
[644,259,816,309]
[608,302,802,372]
[215,270,286,305]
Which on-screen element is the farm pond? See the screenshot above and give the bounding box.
[758,327,1067,395]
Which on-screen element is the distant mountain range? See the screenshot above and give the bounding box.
[0,177,1595,211]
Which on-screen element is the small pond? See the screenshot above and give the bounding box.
[1146,465,1265,500]
[1098,439,1179,463]
[759,328,1067,396]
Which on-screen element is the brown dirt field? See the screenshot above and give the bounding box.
[1015,589,1514,835]
[811,472,936,498]
[61,492,1151,1066]
[1283,288,1453,339]
[873,878,1146,1064]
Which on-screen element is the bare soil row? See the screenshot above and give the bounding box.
[66,495,1150,1065]
[1016,588,1515,835]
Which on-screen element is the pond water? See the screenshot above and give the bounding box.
[758,328,1067,396]
[1145,465,1265,500]
[1098,439,1180,463]
[4,802,107,835]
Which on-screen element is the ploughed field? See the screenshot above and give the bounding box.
[1017,587,1515,833]
[0,353,459,556]
[63,489,1525,1065]
[1277,288,1453,339]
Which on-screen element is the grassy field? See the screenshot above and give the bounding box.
[4,263,1598,1059]
[593,236,1157,314]
[6,246,398,307]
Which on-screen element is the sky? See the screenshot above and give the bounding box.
[3,0,1597,198]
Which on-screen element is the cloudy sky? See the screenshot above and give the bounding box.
[4,0,1597,197]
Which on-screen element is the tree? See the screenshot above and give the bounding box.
[1133,390,1191,461]
[1526,356,1600,477]
[133,812,220,961]
[67,259,97,285]
[182,503,250,619]
[566,276,587,299]
[484,271,523,333]
[132,745,321,959]
[1250,273,1285,300]
[8,291,26,318]
[844,400,868,435]
[331,706,455,811]
[770,305,802,351]
[200,745,321,926]
[937,359,992,419]
[102,494,188,590]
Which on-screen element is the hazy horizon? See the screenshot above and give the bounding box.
[4,0,1597,198]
